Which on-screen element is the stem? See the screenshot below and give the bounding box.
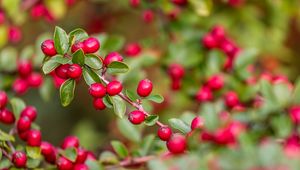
[99,75,165,127]
[0,148,12,160]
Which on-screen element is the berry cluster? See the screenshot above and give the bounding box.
[13,60,43,95]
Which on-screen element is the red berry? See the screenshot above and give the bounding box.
[0,109,15,124]
[17,116,31,132]
[206,75,224,90]
[68,64,82,79]
[27,129,42,146]
[171,0,188,6]
[191,116,204,130]
[55,64,70,79]
[289,106,300,124]
[18,60,33,77]
[76,148,87,163]
[157,126,172,141]
[20,106,37,122]
[89,83,106,98]
[195,87,213,102]
[61,136,80,149]
[57,156,73,170]
[143,10,154,23]
[168,63,185,80]
[106,81,123,96]
[202,34,218,49]
[12,78,29,95]
[73,164,88,170]
[0,11,5,25]
[220,39,238,57]
[128,110,145,125]
[103,52,123,66]
[228,0,244,7]
[166,133,186,154]
[27,73,43,88]
[41,141,56,164]
[12,151,27,168]
[171,79,182,90]
[124,43,141,57]
[224,91,239,108]
[93,98,106,110]
[0,91,8,109]
[18,131,28,141]
[41,39,57,56]
[137,79,153,97]
[30,4,46,19]
[9,26,22,43]
[211,25,225,42]
[83,37,100,53]
[71,42,85,53]
[129,0,140,8]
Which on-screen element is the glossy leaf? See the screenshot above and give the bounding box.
[42,55,69,74]
[60,147,77,162]
[72,49,85,66]
[82,67,101,86]
[69,28,89,44]
[144,115,159,126]
[54,26,69,54]
[59,79,76,107]
[107,61,129,74]
[85,54,103,70]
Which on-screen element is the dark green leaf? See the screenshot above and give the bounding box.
[144,115,159,126]
[59,79,76,107]
[103,96,113,108]
[10,97,26,117]
[54,26,69,54]
[111,96,126,118]
[85,54,103,70]
[107,61,129,74]
[60,147,77,162]
[146,94,164,103]
[42,55,69,74]
[111,141,129,159]
[72,49,85,66]
[26,146,41,159]
[82,67,101,86]
[168,118,191,134]
[69,28,89,44]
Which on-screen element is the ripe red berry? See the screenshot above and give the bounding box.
[103,52,123,66]
[206,75,224,90]
[171,0,188,6]
[0,91,8,109]
[30,4,46,19]
[168,63,185,80]
[137,79,153,97]
[124,43,141,57]
[166,133,186,154]
[106,81,123,96]
[143,10,154,23]
[195,87,213,102]
[224,91,239,108]
[9,26,22,43]
[55,64,70,79]
[12,151,27,168]
[41,39,57,56]
[0,109,15,124]
[89,83,106,98]
[157,126,172,141]
[73,164,89,170]
[27,129,42,146]
[171,79,182,90]
[27,73,43,88]
[76,148,87,163]
[61,136,80,149]
[202,34,218,49]
[12,78,29,95]
[0,11,5,25]
[228,0,244,7]
[67,64,82,79]
[41,141,56,164]
[128,110,146,125]
[57,156,73,170]
[83,37,100,53]
[93,98,106,110]
[289,106,300,124]
[20,106,37,121]
[129,0,140,8]
[18,60,33,77]
[191,116,204,130]
[17,116,31,132]
[211,25,225,42]
[71,42,85,53]
[18,131,28,141]
[220,39,238,57]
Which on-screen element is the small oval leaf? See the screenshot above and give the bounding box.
[59,79,76,107]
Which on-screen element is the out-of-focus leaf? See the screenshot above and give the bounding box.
[26,146,41,159]
[69,28,89,43]
[117,119,141,142]
[107,61,129,74]
[139,134,155,156]
[125,90,139,102]
[190,0,213,16]
[292,77,300,104]
[60,147,77,162]
[10,97,26,117]
[86,159,104,170]
[0,47,17,71]
[0,130,15,141]
[99,151,118,164]
[146,94,164,103]
[168,118,191,134]
[111,141,129,159]
[234,48,258,69]
[39,77,54,102]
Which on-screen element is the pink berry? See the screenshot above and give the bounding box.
[289,106,300,124]
[143,10,154,23]
[202,34,218,49]
[68,64,82,79]
[20,106,37,121]
[191,116,204,130]
[0,11,5,25]
[12,151,27,168]
[93,98,106,110]
[9,26,22,43]
[57,156,73,170]
[0,91,8,109]
[171,79,182,90]
[30,4,46,19]
[168,63,185,80]
[124,43,141,57]
[75,148,87,163]
[129,0,140,8]
[137,79,153,97]
[206,75,224,90]
[27,129,42,146]
[18,60,33,78]
[106,81,123,96]
[128,110,146,125]
[55,64,70,79]
[89,83,106,98]
[171,0,188,6]
[27,73,43,88]
[73,164,88,170]
[224,91,239,108]
[17,116,31,132]
[41,39,57,56]
[211,25,225,42]
[0,109,15,124]
[71,42,85,53]
[157,126,172,141]
[83,37,100,53]
[166,133,186,154]
[61,136,80,149]
[12,78,29,95]
[195,87,213,102]
[103,52,123,66]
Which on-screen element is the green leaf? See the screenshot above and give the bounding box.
[260,80,276,103]
[0,158,10,169]
[26,146,41,159]
[99,151,118,164]
[111,141,129,159]
[42,55,69,74]
[125,90,139,102]
[61,147,77,162]
[10,97,26,117]
[26,158,41,168]
[144,115,159,126]
[292,77,300,104]
[0,47,17,71]
[271,114,292,138]
[146,94,164,103]
[273,83,291,107]
[54,26,69,54]
[72,49,85,66]
[69,28,89,44]
[190,0,212,16]
[234,48,258,69]
[59,79,76,107]
[86,159,104,170]
[39,77,54,102]
[101,35,125,52]
[85,54,103,70]
[111,96,126,118]
[82,67,101,86]
[107,61,129,74]
[103,96,113,108]
[168,118,191,134]
[138,134,155,156]
[0,130,15,141]
[117,119,141,142]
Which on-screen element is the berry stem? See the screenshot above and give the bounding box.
[0,148,12,160]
